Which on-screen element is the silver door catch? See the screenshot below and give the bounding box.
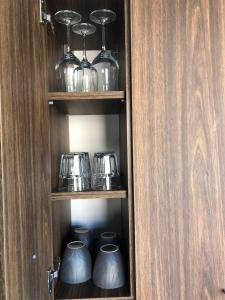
[40,0,54,33]
[47,258,61,294]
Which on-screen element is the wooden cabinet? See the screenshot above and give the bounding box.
[0,0,134,299]
[0,1,51,299]
[1,0,225,299]
[131,0,225,299]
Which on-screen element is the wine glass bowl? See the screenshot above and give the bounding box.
[72,23,98,92]
[92,50,119,91]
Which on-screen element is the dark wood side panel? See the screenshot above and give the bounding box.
[50,105,69,192]
[0,119,6,300]
[52,201,71,264]
[0,1,52,299]
[120,0,135,297]
[50,104,71,282]
[131,0,225,299]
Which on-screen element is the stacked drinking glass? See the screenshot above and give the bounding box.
[59,152,121,192]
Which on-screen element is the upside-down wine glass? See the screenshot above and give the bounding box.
[89,9,119,91]
[72,23,98,92]
[54,10,82,92]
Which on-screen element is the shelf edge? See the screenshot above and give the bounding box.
[55,297,134,300]
[48,91,126,101]
[50,190,128,201]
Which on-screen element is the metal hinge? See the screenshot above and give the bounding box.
[39,0,54,33]
[47,258,61,294]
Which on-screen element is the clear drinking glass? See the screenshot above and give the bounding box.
[59,152,91,192]
[72,23,98,92]
[89,9,119,91]
[54,10,82,92]
[92,152,121,190]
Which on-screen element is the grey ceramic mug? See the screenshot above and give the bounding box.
[93,244,125,289]
[96,231,118,252]
[71,227,93,249]
[60,241,92,284]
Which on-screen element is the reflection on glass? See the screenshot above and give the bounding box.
[72,23,98,92]
[59,152,91,192]
[54,10,82,92]
[92,152,121,190]
[89,9,119,91]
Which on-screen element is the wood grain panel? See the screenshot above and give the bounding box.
[0,1,52,299]
[131,0,225,299]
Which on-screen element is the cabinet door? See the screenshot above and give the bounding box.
[131,0,225,299]
[0,1,52,299]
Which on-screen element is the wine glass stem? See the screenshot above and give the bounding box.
[101,24,106,51]
[66,24,71,52]
[83,34,87,60]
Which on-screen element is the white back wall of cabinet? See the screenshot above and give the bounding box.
[69,114,121,232]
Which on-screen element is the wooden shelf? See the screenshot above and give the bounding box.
[51,190,127,201]
[48,91,125,100]
[55,280,132,300]
[48,91,125,115]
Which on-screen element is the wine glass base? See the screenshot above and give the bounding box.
[72,23,96,36]
[54,10,82,25]
[89,9,117,25]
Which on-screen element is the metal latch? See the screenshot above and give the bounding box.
[47,258,61,294]
[39,0,54,33]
